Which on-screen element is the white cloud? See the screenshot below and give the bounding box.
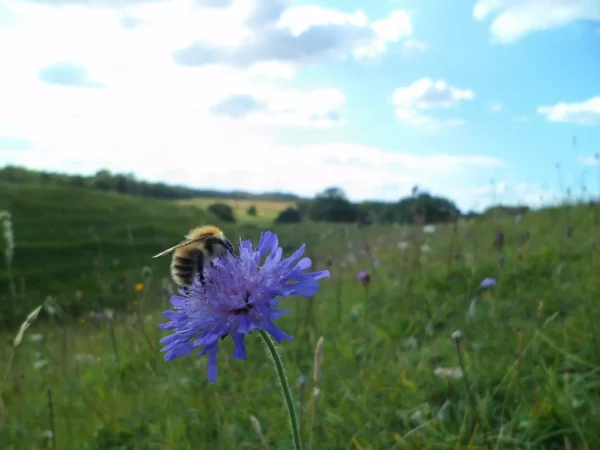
[392,78,474,130]
[277,5,369,34]
[0,0,513,211]
[394,79,474,109]
[537,96,600,125]
[361,10,413,56]
[0,1,348,128]
[247,61,295,80]
[580,155,600,166]
[209,88,346,128]
[2,111,508,206]
[402,39,428,52]
[511,183,562,207]
[448,181,562,211]
[38,61,106,88]
[474,0,600,43]
[489,102,503,112]
[0,59,505,206]
[173,5,413,70]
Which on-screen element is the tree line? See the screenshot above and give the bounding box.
[274,186,465,225]
[272,187,530,225]
[0,166,300,202]
[1,165,530,226]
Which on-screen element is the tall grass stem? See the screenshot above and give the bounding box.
[46,387,57,450]
[453,332,492,450]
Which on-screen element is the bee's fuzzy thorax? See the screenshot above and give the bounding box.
[186,225,224,240]
[167,225,232,288]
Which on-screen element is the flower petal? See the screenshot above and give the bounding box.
[206,344,219,384]
[170,296,188,308]
[262,319,293,343]
[164,343,194,360]
[231,333,248,360]
[293,257,312,272]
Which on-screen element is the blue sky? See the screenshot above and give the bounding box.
[0,0,598,211]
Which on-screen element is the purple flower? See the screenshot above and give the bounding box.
[357,270,370,283]
[158,232,330,383]
[479,277,497,290]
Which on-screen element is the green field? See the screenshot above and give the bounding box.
[1,183,600,449]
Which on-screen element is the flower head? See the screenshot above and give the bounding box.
[423,224,436,234]
[158,232,330,383]
[478,277,496,290]
[356,270,370,284]
[434,367,463,380]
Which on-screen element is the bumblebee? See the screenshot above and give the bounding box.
[153,225,238,289]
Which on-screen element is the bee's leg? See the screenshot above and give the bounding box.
[196,252,205,285]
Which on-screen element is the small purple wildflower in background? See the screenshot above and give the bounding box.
[158,231,330,383]
[357,270,370,284]
[478,277,497,290]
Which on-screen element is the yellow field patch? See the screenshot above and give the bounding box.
[177,197,295,222]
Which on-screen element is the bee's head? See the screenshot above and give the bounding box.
[220,238,231,252]
[222,238,241,260]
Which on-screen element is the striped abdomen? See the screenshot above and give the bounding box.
[170,252,200,288]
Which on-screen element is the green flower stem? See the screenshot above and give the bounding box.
[258,329,303,450]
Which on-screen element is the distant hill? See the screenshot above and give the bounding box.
[0,165,302,203]
[0,182,247,324]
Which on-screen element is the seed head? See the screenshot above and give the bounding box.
[452,330,463,342]
[250,415,262,435]
[313,336,325,385]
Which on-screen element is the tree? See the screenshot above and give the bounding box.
[393,192,460,224]
[92,169,114,191]
[274,207,302,223]
[208,202,236,223]
[246,205,258,216]
[320,187,347,200]
[309,187,358,222]
[295,199,312,217]
[68,175,85,188]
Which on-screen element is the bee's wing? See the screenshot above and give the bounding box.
[152,236,209,258]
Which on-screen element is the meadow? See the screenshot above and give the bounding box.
[1,183,600,449]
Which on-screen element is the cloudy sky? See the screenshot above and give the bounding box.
[0,0,598,211]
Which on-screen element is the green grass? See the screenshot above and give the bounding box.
[0,183,258,324]
[1,184,600,449]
